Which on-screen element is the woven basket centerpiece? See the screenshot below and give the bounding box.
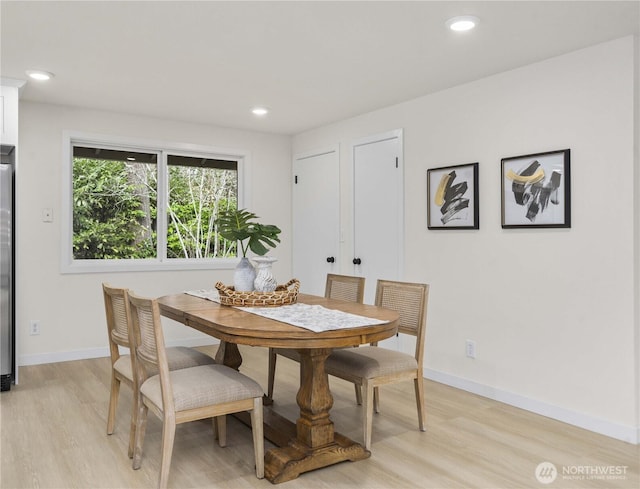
[215,279,299,307]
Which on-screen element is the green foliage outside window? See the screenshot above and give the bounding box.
[72,155,238,260]
[73,158,157,259]
[167,164,238,258]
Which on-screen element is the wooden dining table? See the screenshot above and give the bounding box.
[157,291,399,484]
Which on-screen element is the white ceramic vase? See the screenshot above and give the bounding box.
[253,256,278,292]
[234,257,256,292]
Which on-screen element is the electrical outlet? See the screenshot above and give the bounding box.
[465,339,476,359]
[30,320,41,335]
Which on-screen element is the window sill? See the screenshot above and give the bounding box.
[60,258,239,274]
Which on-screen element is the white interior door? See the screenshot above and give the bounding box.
[292,149,340,296]
[353,131,403,351]
[353,131,404,304]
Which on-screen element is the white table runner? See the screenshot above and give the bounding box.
[185,289,221,302]
[184,289,386,333]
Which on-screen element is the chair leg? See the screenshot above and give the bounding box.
[354,384,363,405]
[373,386,380,413]
[414,376,427,431]
[362,380,374,450]
[107,373,120,435]
[215,415,227,447]
[266,348,277,401]
[158,415,176,489]
[250,397,265,479]
[127,385,138,458]
[132,399,148,470]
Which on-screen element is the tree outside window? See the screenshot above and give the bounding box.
[72,145,239,261]
[167,154,238,259]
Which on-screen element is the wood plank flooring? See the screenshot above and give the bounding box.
[1,345,638,488]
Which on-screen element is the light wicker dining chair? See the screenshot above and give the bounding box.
[266,273,365,402]
[103,283,215,459]
[324,279,429,450]
[128,291,265,489]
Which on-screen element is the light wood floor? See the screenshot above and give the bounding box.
[1,344,638,489]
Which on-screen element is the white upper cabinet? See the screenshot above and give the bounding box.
[0,83,22,147]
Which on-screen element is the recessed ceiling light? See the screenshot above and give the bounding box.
[26,70,55,81]
[446,16,479,32]
[252,106,269,116]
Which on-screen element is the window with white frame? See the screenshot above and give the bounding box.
[63,134,247,273]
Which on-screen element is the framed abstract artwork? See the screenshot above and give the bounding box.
[501,149,571,228]
[427,162,479,229]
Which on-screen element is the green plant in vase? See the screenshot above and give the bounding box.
[216,208,281,291]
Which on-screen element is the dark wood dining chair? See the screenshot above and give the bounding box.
[324,279,429,449]
[102,283,215,459]
[128,291,265,489]
[266,273,365,402]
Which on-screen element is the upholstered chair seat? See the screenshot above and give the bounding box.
[326,346,419,378]
[113,346,215,383]
[140,364,264,412]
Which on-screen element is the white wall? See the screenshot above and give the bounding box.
[16,102,292,365]
[293,37,638,442]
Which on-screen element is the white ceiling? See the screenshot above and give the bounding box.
[1,1,639,135]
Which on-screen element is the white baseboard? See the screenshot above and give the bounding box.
[18,337,219,367]
[424,368,639,445]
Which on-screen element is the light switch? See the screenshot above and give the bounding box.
[42,208,53,223]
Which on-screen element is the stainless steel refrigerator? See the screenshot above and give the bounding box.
[1,144,15,391]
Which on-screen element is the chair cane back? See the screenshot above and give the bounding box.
[103,284,137,458]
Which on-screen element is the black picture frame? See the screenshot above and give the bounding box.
[501,149,571,228]
[427,162,479,230]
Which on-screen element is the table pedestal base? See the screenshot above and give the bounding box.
[221,342,371,483]
[265,433,370,484]
[235,408,370,483]
[264,348,370,483]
